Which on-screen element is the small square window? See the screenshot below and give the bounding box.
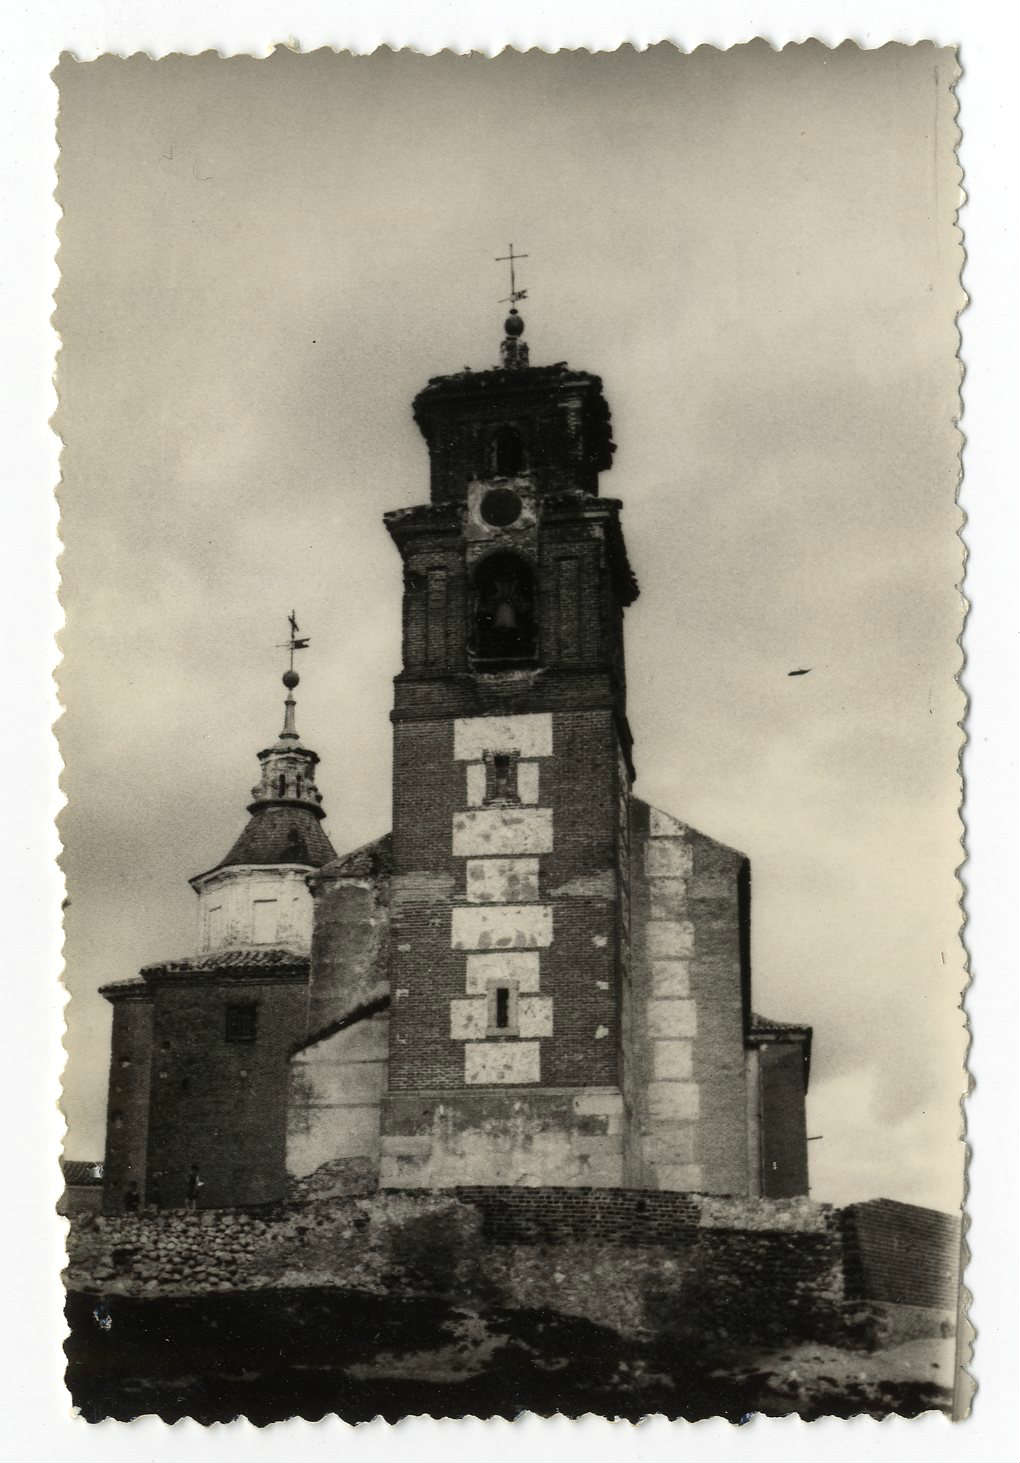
[225,1003,258,1043]
[486,981,519,1036]
[483,749,520,805]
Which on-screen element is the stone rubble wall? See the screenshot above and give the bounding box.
[64,1187,960,1351]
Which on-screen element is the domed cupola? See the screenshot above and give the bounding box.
[189,619,336,953]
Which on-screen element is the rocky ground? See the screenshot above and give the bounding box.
[64,1283,954,1424]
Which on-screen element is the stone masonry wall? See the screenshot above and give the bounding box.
[66,1189,960,1350]
[66,1190,861,1349]
[287,1013,389,1184]
[305,842,391,1038]
[623,801,750,1195]
[381,1087,624,1189]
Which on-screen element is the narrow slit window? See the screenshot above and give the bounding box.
[483,748,520,805]
[487,980,519,1035]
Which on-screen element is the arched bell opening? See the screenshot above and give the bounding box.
[490,424,527,477]
[472,550,538,666]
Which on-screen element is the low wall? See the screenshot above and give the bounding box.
[65,1188,960,1350]
[841,1198,962,1310]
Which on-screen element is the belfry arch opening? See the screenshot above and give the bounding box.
[491,424,526,476]
[472,551,538,665]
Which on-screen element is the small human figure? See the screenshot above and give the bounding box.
[148,1177,162,1213]
[122,1180,140,1214]
[185,1164,203,1212]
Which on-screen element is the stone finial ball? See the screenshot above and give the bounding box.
[282,669,300,689]
[504,309,525,338]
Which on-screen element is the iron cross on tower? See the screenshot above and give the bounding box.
[278,611,310,676]
[496,243,529,306]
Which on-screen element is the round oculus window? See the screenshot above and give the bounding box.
[480,487,523,528]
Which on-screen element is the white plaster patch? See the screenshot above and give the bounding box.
[657,1163,704,1191]
[648,1081,700,1120]
[647,998,698,1038]
[464,1041,541,1085]
[450,996,488,1040]
[466,762,487,807]
[645,1126,696,1164]
[592,933,608,948]
[465,857,540,904]
[517,761,539,804]
[651,959,690,998]
[649,878,688,919]
[465,950,541,993]
[645,840,694,878]
[452,807,553,857]
[454,713,552,762]
[518,995,554,1038]
[451,904,553,951]
[595,1025,609,1040]
[653,1038,693,1080]
[647,920,695,959]
[649,807,688,839]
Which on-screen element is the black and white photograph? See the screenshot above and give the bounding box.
[52,42,969,1425]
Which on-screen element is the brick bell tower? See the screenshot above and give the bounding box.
[380,266,641,1189]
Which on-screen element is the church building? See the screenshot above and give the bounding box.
[101,292,812,1212]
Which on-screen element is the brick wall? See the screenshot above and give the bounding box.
[102,992,154,1212]
[142,974,308,1210]
[759,1042,809,1196]
[454,1183,701,1246]
[841,1198,962,1309]
[388,708,622,1097]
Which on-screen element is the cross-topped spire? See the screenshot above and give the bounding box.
[496,243,529,307]
[275,611,311,737]
[495,244,530,369]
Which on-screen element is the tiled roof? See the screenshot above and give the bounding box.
[140,947,309,976]
[98,977,150,999]
[750,1012,811,1037]
[62,1158,104,1185]
[749,1012,813,1091]
[212,805,337,874]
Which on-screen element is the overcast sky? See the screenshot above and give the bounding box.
[56,42,964,1209]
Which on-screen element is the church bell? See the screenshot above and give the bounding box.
[493,596,518,631]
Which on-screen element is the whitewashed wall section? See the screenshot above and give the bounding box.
[451,714,554,1084]
[644,806,702,1189]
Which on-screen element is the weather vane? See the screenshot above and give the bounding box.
[496,243,529,307]
[277,611,310,677]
